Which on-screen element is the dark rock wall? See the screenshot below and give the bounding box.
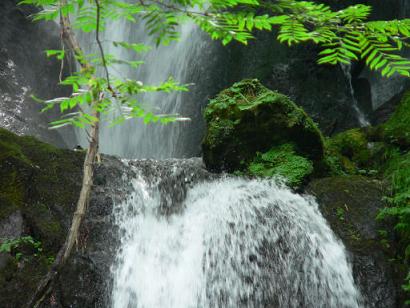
[0,128,132,307]
[212,0,410,135]
[307,176,401,307]
[0,0,76,148]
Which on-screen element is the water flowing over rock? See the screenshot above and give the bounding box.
[76,20,221,159]
[0,130,401,307]
[111,163,361,308]
[0,1,408,306]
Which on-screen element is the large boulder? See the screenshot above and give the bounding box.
[0,128,139,307]
[202,79,324,184]
[307,176,401,307]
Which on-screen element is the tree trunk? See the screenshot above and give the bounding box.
[26,111,100,308]
[62,111,100,262]
[26,1,101,306]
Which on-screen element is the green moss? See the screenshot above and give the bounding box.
[0,130,35,221]
[202,79,324,174]
[0,128,83,251]
[248,144,313,187]
[323,128,393,176]
[378,149,410,225]
[0,128,85,307]
[383,91,410,147]
[309,176,387,254]
[331,128,368,161]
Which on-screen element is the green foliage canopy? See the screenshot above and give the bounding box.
[19,0,410,129]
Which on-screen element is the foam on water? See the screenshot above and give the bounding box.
[111,170,361,308]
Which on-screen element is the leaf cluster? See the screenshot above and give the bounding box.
[0,236,43,261]
[19,0,410,127]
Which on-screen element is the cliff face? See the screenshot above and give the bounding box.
[216,0,410,134]
[0,128,134,307]
[0,0,76,148]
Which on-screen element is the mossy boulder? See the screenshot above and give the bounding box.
[324,127,390,176]
[202,79,324,183]
[0,128,83,307]
[0,128,83,250]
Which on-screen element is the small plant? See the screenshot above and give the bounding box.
[336,207,345,221]
[0,236,43,261]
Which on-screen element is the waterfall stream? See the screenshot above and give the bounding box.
[340,64,371,127]
[77,19,211,159]
[110,161,362,308]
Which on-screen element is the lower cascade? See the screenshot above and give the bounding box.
[111,161,362,308]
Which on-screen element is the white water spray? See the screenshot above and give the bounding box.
[111,168,362,308]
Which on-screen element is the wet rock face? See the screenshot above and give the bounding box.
[50,156,135,307]
[307,176,400,307]
[217,0,410,135]
[49,158,214,307]
[0,0,76,148]
[0,128,215,307]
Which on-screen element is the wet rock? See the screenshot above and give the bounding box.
[307,176,400,307]
[218,1,410,134]
[0,0,76,148]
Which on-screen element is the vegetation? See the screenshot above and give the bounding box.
[2,0,410,306]
[0,236,46,262]
[382,92,410,147]
[202,79,323,176]
[248,144,313,187]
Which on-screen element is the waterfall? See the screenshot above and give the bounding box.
[77,19,213,159]
[340,64,371,127]
[73,11,363,308]
[110,161,362,308]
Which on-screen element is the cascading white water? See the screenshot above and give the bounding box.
[77,18,208,158]
[111,165,362,308]
[74,9,362,307]
[340,64,371,127]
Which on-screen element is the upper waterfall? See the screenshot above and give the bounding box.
[77,19,213,159]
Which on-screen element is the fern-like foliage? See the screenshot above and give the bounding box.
[20,0,410,77]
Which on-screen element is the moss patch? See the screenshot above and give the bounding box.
[383,91,410,148]
[248,144,313,186]
[0,128,83,307]
[324,127,393,177]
